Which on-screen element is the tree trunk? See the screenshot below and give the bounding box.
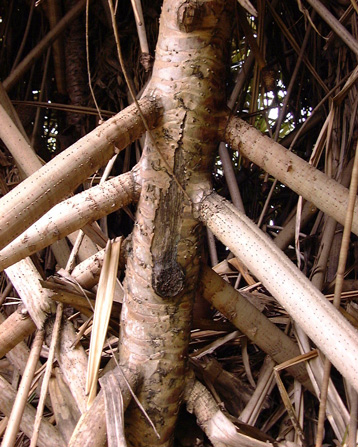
[2,1,358,446]
[118,1,234,445]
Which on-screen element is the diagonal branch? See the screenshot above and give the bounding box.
[0,375,65,447]
[198,192,358,394]
[0,96,160,250]
[305,0,358,56]
[0,170,139,271]
[3,0,87,92]
[200,265,312,391]
[223,115,358,235]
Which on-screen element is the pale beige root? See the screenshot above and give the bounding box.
[223,116,358,236]
[0,96,42,177]
[0,87,71,269]
[0,307,36,358]
[0,82,29,144]
[69,366,139,447]
[61,236,128,292]
[200,265,312,391]
[117,1,235,445]
[67,248,107,289]
[5,257,55,328]
[198,192,358,393]
[0,244,119,360]
[49,368,81,445]
[275,157,353,252]
[46,318,88,414]
[0,312,47,412]
[0,375,65,447]
[0,170,138,271]
[1,323,34,375]
[0,314,53,419]
[184,378,276,447]
[6,257,88,414]
[0,96,160,250]
[1,330,44,447]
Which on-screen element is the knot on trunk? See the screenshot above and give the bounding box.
[152,260,185,298]
[177,1,203,33]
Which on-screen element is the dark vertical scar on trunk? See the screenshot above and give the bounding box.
[151,116,187,298]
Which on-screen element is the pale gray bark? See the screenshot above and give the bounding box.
[199,192,358,393]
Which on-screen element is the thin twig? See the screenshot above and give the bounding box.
[86,0,103,121]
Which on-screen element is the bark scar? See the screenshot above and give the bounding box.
[151,114,187,298]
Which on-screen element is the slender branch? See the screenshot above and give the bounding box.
[305,0,358,56]
[200,264,312,391]
[0,308,36,359]
[1,329,44,447]
[224,116,358,235]
[0,171,137,271]
[198,192,358,393]
[315,140,358,447]
[0,375,65,447]
[30,305,63,447]
[0,96,160,250]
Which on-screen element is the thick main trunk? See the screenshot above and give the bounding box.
[118,1,233,445]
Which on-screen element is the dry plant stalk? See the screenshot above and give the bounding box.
[200,265,311,390]
[86,238,121,407]
[1,329,44,447]
[316,138,358,447]
[30,304,63,447]
[0,375,65,447]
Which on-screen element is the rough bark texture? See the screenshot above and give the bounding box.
[119,1,234,445]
